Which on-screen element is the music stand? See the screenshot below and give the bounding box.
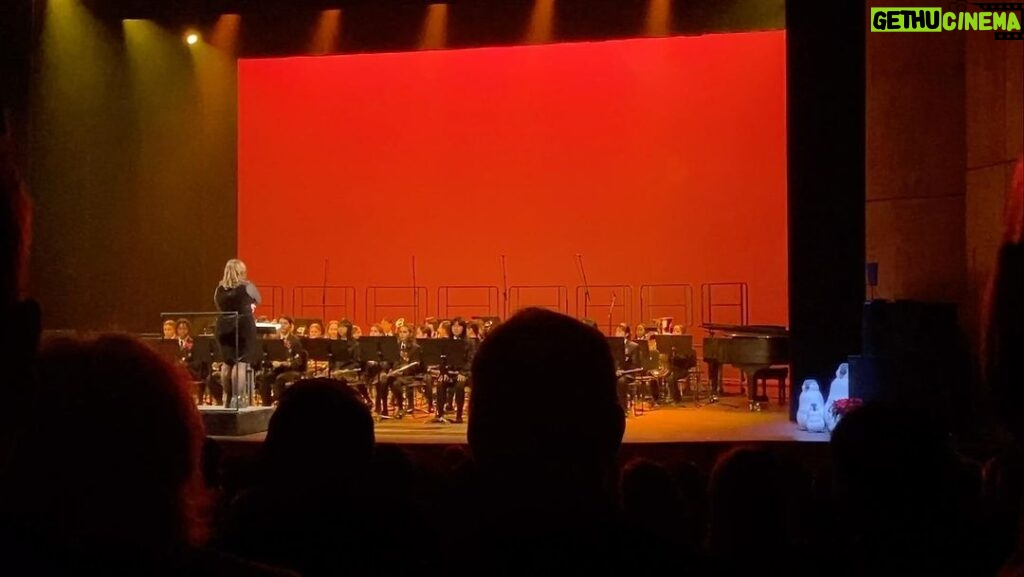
[379,337,401,364]
[302,338,331,377]
[263,339,289,363]
[607,337,646,415]
[418,339,469,422]
[152,340,180,365]
[418,338,466,369]
[192,336,215,364]
[328,339,354,364]
[210,338,226,364]
[357,336,386,363]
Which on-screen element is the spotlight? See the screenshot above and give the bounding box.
[185,31,200,45]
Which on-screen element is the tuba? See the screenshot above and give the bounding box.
[649,352,670,378]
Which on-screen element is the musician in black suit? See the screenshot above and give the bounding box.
[384,324,425,419]
[615,323,643,414]
[259,317,307,406]
[174,318,204,380]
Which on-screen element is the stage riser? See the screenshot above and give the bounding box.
[200,407,274,436]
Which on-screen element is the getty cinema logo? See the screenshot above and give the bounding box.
[871,3,1023,39]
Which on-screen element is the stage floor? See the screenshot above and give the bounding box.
[218,400,829,445]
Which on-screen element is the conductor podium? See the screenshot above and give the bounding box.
[198,405,274,437]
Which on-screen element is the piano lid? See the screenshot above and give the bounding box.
[702,323,789,337]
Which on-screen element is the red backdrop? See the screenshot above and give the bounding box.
[238,32,787,330]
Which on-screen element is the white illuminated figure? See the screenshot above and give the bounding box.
[824,363,850,432]
[806,402,827,433]
[796,379,824,430]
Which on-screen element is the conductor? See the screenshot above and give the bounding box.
[214,258,262,408]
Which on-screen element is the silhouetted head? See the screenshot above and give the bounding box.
[469,308,624,478]
[709,447,805,555]
[6,334,206,550]
[263,378,374,487]
[830,403,962,554]
[620,458,676,514]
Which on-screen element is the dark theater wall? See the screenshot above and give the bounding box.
[26,2,238,332]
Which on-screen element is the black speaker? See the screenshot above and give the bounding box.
[850,300,968,424]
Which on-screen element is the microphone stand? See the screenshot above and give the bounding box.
[608,291,616,336]
[411,255,418,325]
[576,254,591,318]
[500,255,508,319]
[321,258,329,324]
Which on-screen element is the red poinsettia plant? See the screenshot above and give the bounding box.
[831,397,863,417]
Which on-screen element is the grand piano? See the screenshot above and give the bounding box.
[702,323,790,411]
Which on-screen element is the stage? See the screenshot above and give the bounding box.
[213,400,827,445]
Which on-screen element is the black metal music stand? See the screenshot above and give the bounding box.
[654,335,696,401]
[353,336,388,412]
[419,339,468,423]
[303,338,331,377]
[262,339,288,363]
[607,337,646,416]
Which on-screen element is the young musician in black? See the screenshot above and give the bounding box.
[646,332,683,405]
[435,318,473,423]
[384,324,425,419]
[162,319,177,340]
[175,318,201,380]
[259,316,306,406]
[331,320,369,404]
[214,258,261,408]
[615,323,643,415]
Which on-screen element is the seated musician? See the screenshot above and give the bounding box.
[436,321,451,339]
[467,322,482,340]
[329,320,360,377]
[326,320,340,340]
[379,318,394,337]
[615,323,643,416]
[330,320,369,403]
[415,324,433,339]
[434,318,473,423]
[258,317,307,406]
[384,324,426,419]
[174,318,202,380]
[671,324,685,335]
[351,325,362,339]
[307,321,324,339]
[162,319,176,340]
[368,323,384,337]
[647,332,683,405]
[305,321,329,376]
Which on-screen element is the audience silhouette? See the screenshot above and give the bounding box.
[461,307,630,574]
[0,335,290,576]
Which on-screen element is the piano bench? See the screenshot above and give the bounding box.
[754,367,790,403]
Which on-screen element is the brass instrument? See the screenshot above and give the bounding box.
[649,353,671,378]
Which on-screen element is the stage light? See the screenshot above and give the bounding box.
[526,0,555,44]
[420,3,448,49]
[185,31,200,45]
[645,0,672,36]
